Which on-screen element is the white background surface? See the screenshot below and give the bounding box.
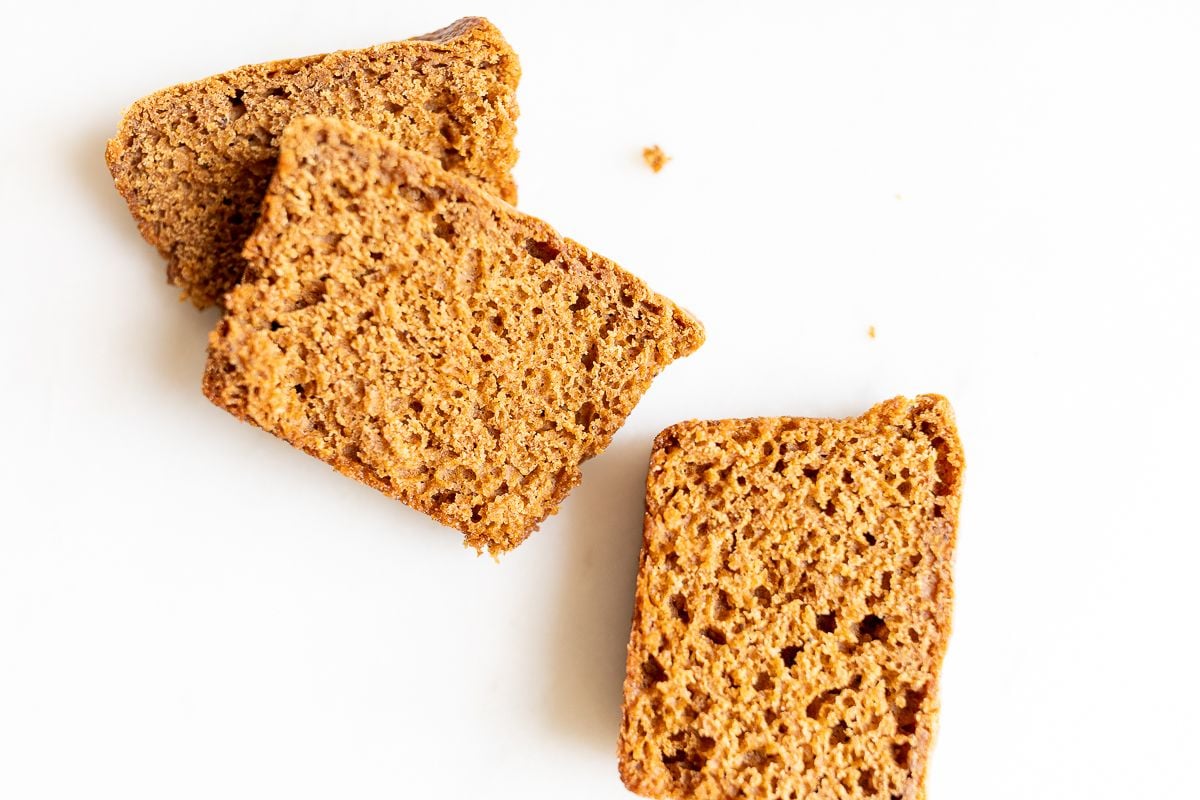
[2,2,1198,797]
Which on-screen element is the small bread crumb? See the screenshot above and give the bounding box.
[869,325,877,339]
[642,145,670,173]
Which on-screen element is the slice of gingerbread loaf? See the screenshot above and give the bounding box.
[619,395,963,799]
[106,17,519,308]
[203,116,705,554]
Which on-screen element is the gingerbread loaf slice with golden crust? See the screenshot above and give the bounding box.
[619,395,963,799]
[106,17,519,308]
[203,116,704,554]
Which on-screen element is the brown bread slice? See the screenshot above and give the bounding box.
[106,17,519,308]
[203,116,705,554]
[619,395,963,799]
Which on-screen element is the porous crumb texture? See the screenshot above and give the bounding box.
[106,16,520,308]
[203,116,705,554]
[619,396,963,800]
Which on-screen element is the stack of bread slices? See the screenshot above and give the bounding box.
[107,17,705,555]
[106,18,962,799]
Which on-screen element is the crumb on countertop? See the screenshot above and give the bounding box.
[642,145,670,173]
[868,325,876,339]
